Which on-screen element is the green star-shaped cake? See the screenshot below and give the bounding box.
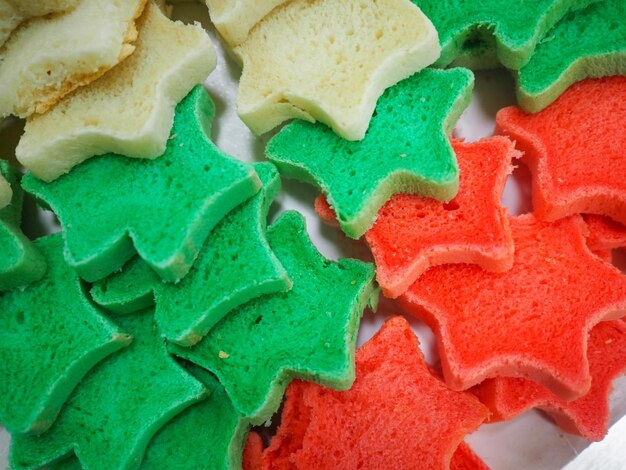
[170,211,377,423]
[0,160,46,291]
[10,309,207,470]
[0,234,129,434]
[22,85,261,283]
[91,162,291,346]
[414,0,596,69]
[266,68,474,239]
[46,368,249,470]
[516,0,626,112]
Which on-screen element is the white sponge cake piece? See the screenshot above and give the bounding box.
[0,0,79,47]
[0,0,147,118]
[206,0,290,46]
[16,1,216,181]
[234,0,440,141]
[0,173,11,209]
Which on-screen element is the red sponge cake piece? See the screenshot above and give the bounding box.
[315,196,340,229]
[451,443,490,470]
[496,77,626,225]
[246,436,490,470]
[473,320,626,441]
[399,214,626,400]
[260,316,488,470]
[243,432,263,470]
[584,215,626,252]
[592,249,614,264]
[316,138,517,298]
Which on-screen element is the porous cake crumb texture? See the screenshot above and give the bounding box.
[170,212,377,424]
[235,0,440,140]
[22,86,260,283]
[267,68,474,239]
[91,162,291,347]
[16,1,216,181]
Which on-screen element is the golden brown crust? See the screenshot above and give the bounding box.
[30,0,148,115]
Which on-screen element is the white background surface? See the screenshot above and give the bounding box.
[0,3,625,469]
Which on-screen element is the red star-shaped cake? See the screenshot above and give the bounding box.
[584,215,626,252]
[243,435,489,470]
[399,214,626,399]
[257,316,488,469]
[473,320,626,441]
[496,77,626,225]
[316,137,517,298]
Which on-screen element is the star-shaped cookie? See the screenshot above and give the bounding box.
[267,68,474,239]
[261,316,488,469]
[0,234,129,434]
[10,309,207,470]
[474,320,626,441]
[399,214,626,399]
[316,137,517,298]
[15,1,216,181]
[516,0,626,112]
[91,162,291,346]
[23,86,261,283]
[234,0,440,140]
[170,211,377,423]
[496,76,626,226]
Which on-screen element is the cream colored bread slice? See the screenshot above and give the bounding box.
[0,0,147,118]
[0,0,79,47]
[234,0,440,141]
[206,0,290,46]
[16,1,216,182]
[0,173,11,209]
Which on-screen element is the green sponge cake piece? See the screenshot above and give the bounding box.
[516,0,626,112]
[91,162,291,346]
[415,0,596,70]
[142,367,250,470]
[266,69,473,239]
[22,86,261,283]
[171,211,377,423]
[48,457,82,470]
[0,234,129,435]
[90,257,157,315]
[10,309,207,470]
[0,160,46,291]
[49,368,248,470]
